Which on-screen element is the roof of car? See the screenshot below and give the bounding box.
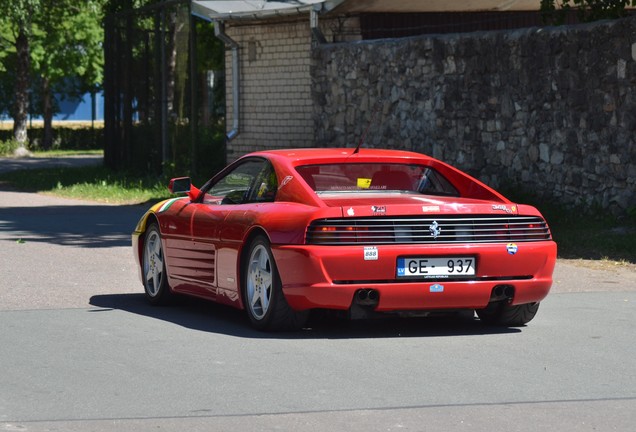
[250,147,435,163]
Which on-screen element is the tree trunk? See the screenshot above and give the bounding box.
[12,28,30,150]
[42,77,54,150]
[166,10,178,115]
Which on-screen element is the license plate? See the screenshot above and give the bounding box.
[397,257,476,278]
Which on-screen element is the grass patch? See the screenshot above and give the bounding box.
[505,192,636,265]
[0,165,172,204]
[543,207,636,264]
[1,145,104,158]
[32,149,104,157]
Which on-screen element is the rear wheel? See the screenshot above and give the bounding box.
[476,302,540,327]
[243,235,308,331]
[142,223,172,305]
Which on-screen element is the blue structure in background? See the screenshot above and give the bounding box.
[2,91,106,123]
[1,74,104,123]
[51,91,105,122]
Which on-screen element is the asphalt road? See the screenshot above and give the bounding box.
[1,157,635,431]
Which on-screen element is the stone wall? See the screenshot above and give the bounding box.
[312,17,636,215]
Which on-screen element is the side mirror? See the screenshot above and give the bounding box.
[168,177,191,194]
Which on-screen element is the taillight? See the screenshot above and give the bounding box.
[477,223,509,241]
[307,216,551,245]
[514,222,551,240]
[307,224,395,244]
[309,225,356,244]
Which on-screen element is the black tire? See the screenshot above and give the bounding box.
[476,302,540,327]
[142,223,172,305]
[242,235,308,331]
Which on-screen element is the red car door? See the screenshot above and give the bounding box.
[160,198,220,299]
[185,202,224,297]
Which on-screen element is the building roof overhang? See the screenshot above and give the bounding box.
[331,0,542,13]
[191,1,345,21]
[192,0,543,21]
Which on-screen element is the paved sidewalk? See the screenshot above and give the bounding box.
[552,259,636,293]
[0,182,144,311]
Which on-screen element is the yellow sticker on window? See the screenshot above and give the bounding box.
[357,178,372,189]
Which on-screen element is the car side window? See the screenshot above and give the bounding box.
[417,168,459,197]
[202,159,267,205]
[246,162,277,203]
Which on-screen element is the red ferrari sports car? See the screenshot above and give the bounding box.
[132,148,556,331]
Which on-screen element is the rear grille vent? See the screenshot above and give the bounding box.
[306,216,551,245]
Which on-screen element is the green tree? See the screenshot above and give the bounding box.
[0,0,40,153]
[195,19,225,126]
[0,0,105,151]
[541,0,635,25]
[31,0,105,149]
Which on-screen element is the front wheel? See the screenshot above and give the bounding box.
[243,235,308,331]
[476,302,540,327]
[142,223,172,305]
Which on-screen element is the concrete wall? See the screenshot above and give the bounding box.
[312,17,636,214]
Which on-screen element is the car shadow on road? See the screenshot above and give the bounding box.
[89,293,521,339]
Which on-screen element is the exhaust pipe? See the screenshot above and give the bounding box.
[357,290,368,302]
[350,289,381,319]
[368,290,379,302]
[504,286,514,298]
[355,289,379,306]
[490,285,514,302]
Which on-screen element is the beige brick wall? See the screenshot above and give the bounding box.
[224,19,314,160]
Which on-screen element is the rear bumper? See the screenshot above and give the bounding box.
[273,241,556,311]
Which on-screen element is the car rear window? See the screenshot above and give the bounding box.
[295,163,459,197]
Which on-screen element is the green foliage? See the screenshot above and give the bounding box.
[0,164,172,204]
[0,0,105,124]
[196,19,224,72]
[540,0,636,25]
[124,121,226,177]
[0,138,21,156]
[1,0,41,36]
[0,0,40,143]
[30,0,104,142]
[31,127,104,150]
[502,188,636,264]
[104,0,160,14]
[0,53,15,114]
[0,127,103,150]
